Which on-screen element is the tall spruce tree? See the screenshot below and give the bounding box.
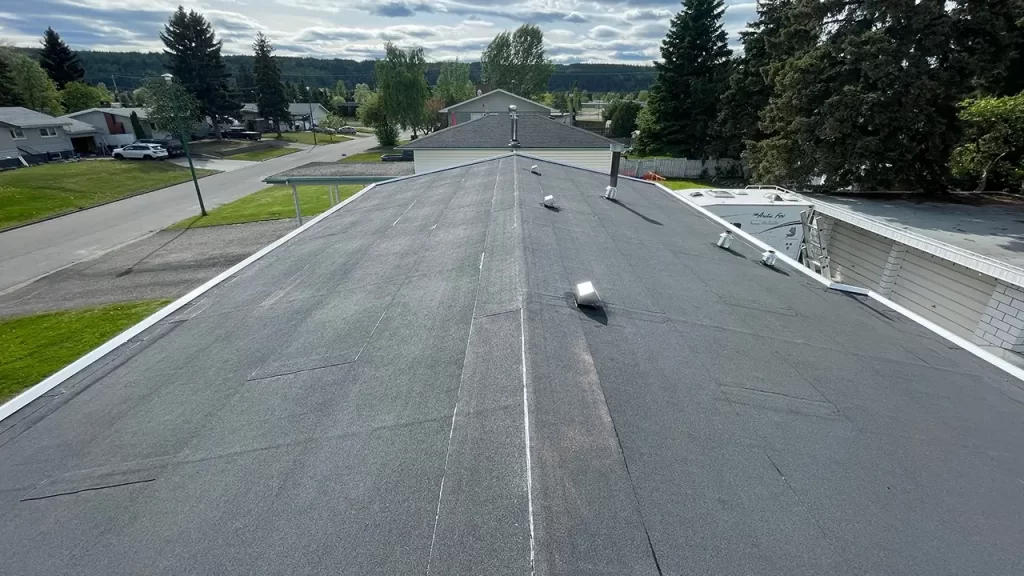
[751,0,965,191]
[638,0,732,158]
[252,32,290,136]
[953,0,1024,97]
[160,7,240,139]
[39,27,84,89]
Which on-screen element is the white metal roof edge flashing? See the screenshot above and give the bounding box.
[811,200,1024,288]
[658,182,1024,385]
[0,183,379,424]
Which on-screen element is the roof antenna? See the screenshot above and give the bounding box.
[508,105,520,148]
[605,143,624,200]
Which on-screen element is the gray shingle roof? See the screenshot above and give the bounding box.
[399,113,617,149]
[57,116,100,135]
[438,89,557,113]
[0,107,67,128]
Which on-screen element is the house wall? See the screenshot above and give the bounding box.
[413,149,613,174]
[448,93,554,126]
[0,124,73,158]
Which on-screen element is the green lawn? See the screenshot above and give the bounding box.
[663,179,714,190]
[274,132,352,145]
[0,300,171,402]
[0,160,218,230]
[189,140,250,156]
[169,184,364,229]
[228,147,299,161]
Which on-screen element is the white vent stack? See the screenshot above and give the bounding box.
[760,249,778,267]
[717,231,733,249]
[605,143,624,200]
[543,195,556,208]
[573,281,602,307]
[508,105,520,148]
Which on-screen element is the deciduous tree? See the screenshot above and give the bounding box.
[0,49,63,115]
[481,24,553,97]
[60,81,105,113]
[375,43,429,136]
[435,60,475,106]
[951,94,1024,190]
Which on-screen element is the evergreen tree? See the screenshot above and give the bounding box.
[333,80,348,99]
[953,0,1024,97]
[296,82,311,102]
[129,111,149,138]
[39,27,84,89]
[252,32,290,135]
[637,0,732,158]
[751,0,966,191]
[0,53,22,107]
[235,63,256,102]
[160,7,241,139]
[284,81,298,102]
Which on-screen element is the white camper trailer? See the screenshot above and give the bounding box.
[685,188,812,260]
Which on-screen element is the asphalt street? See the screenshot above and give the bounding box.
[0,136,379,293]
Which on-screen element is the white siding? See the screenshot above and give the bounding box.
[890,248,996,339]
[826,220,892,288]
[413,149,612,174]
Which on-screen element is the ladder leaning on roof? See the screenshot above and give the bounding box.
[800,208,831,279]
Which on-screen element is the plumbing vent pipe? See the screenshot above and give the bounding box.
[543,195,556,207]
[605,143,624,200]
[717,231,733,249]
[760,249,778,267]
[508,105,520,148]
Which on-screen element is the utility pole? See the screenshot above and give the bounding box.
[307,90,317,146]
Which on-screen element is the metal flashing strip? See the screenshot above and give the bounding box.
[657,182,1024,385]
[0,183,379,424]
[811,200,1024,288]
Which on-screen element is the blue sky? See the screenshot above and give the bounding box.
[0,1,757,63]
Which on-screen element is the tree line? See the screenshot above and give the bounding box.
[636,0,1024,192]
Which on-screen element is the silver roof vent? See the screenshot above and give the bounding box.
[509,105,520,148]
[573,281,602,307]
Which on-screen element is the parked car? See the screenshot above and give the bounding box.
[134,138,183,157]
[381,149,414,162]
[222,127,262,141]
[112,143,169,160]
[339,126,357,135]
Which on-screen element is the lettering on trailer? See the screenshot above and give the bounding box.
[753,212,788,219]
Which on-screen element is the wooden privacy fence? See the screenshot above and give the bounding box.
[619,157,747,179]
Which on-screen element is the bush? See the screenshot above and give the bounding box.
[951,94,1024,191]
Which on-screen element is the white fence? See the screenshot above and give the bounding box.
[620,157,747,179]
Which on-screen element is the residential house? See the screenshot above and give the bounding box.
[240,102,329,132]
[0,107,75,167]
[62,107,212,153]
[399,112,619,173]
[60,117,101,155]
[439,89,568,126]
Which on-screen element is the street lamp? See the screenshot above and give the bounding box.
[306,86,317,146]
[162,73,207,217]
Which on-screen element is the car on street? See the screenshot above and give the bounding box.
[222,127,262,141]
[133,138,184,157]
[381,149,414,162]
[112,143,169,160]
[339,126,357,135]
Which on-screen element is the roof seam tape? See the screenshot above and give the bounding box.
[0,183,379,424]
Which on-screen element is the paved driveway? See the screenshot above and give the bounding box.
[0,138,379,293]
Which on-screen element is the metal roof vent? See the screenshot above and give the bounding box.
[717,231,733,250]
[760,249,778,267]
[543,195,556,208]
[573,281,602,307]
[604,186,618,200]
[531,164,541,175]
[508,105,520,148]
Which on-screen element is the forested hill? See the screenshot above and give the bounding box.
[53,49,656,93]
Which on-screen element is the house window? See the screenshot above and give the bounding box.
[39,127,58,138]
[9,127,25,140]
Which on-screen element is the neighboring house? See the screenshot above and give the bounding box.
[399,112,619,174]
[60,117,101,155]
[63,107,211,151]
[439,89,566,126]
[240,102,329,132]
[0,107,75,167]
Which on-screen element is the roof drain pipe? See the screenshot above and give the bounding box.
[508,105,520,149]
[605,143,624,200]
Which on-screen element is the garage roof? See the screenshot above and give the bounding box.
[2,155,1022,575]
[399,113,618,150]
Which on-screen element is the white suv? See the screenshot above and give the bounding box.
[112,143,169,160]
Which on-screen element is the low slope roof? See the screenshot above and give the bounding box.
[0,107,67,128]
[57,116,100,135]
[2,155,1022,575]
[400,113,617,149]
[438,88,557,113]
[64,107,149,119]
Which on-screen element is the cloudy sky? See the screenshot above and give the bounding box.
[0,1,757,63]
